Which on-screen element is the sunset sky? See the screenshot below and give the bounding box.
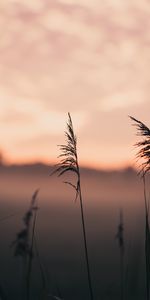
[0,0,150,169]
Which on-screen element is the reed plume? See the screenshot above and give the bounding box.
[130,116,150,300]
[52,112,94,300]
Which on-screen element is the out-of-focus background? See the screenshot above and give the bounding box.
[0,163,147,300]
[0,1,150,299]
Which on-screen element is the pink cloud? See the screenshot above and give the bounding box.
[0,0,150,166]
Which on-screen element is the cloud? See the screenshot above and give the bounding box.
[1,0,150,166]
[0,108,34,124]
[100,90,144,112]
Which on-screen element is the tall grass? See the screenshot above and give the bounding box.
[11,189,39,300]
[130,116,150,300]
[52,112,94,300]
[26,189,39,300]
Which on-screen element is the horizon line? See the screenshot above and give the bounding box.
[0,158,136,172]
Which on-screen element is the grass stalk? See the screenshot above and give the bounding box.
[52,112,94,300]
[11,189,39,300]
[26,189,39,300]
[34,235,48,299]
[78,172,94,300]
[130,116,150,300]
[143,175,150,300]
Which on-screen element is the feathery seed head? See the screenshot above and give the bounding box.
[52,113,80,201]
[11,189,39,258]
[129,116,150,175]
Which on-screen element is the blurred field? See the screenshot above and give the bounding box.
[0,163,146,299]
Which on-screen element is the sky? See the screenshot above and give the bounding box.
[0,0,150,169]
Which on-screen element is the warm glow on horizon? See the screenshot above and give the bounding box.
[3,152,133,171]
[0,0,150,169]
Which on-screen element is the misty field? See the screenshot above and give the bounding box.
[0,162,146,300]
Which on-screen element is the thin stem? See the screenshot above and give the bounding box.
[77,163,94,300]
[143,175,150,300]
[34,235,47,295]
[26,207,38,300]
[143,175,148,217]
[54,113,94,300]
[120,248,124,300]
